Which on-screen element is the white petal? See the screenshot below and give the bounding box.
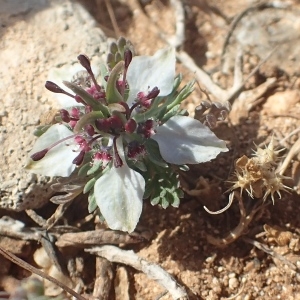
[152,115,228,165]
[25,124,77,177]
[48,61,101,108]
[94,137,145,232]
[127,47,176,106]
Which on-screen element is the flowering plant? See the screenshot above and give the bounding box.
[26,38,228,232]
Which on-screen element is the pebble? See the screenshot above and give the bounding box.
[228,277,239,290]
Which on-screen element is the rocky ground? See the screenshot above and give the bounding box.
[1,0,300,299]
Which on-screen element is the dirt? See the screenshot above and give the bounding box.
[2,0,300,299]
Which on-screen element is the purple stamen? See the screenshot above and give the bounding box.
[30,148,49,161]
[147,87,160,99]
[30,132,80,161]
[84,124,95,136]
[124,50,132,69]
[113,137,123,168]
[121,50,132,97]
[77,54,101,92]
[45,81,75,98]
[72,150,85,166]
[60,109,70,123]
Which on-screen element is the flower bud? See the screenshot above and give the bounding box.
[84,124,95,136]
[124,49,133,68]
[60,109,70,122]
[45,81,65,94]
[108,115,123,130]
[147,87,160,99]
[95,118,109,132]
[125,119,137,133]
[72,150,85,166]
[30,148,48,161]
[74,95,84,103]
[77,54,92,72]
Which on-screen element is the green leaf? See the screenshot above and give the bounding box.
[171,192,181,208]
[106,61,124,104]
[128,160,147,172]
[87,161,102,175]
[88,190,98,213]
[179,165,189,172]
[33,125,51,137]
[83,177,97,194]
[161,196,170,209]
[166,80,195,111]
[159,104,180,123]
[78,162,91,177]
[110,42,118,54]
[145,139,168,168]
[151,195,161,206]
[73,111,105,133]
[63,81,109,115]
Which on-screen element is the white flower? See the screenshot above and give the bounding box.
[126,47,176,107]
[25,124,78,177]
[152,115,228,165]
[94,137,145,232]
[48,61,102,108]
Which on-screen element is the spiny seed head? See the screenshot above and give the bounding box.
[252,136,283,165]
[230,138,291,203]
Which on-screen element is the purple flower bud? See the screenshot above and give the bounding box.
[75,95,84,103]
[125,119,137,133]
[145,119,154,129]
[60,109,70,123]
[30,148,48,161]
[77,54,101,92]
[94,151,112,167]
[84,124,95,136]
[72,150,85,166]
[147,87,160,99]
[85,106,92,114]
[137,120,155,138]
[45,81,65,93]
[71,107,80,119]
[95,118,110,132]
[108,115,124,130]
[124,49,133,68]
[45,81,75,98]
[77,54,92,72]
[127,141,146,159]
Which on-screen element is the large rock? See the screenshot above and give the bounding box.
[0,0,108,210]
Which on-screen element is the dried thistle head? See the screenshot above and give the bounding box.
[230,137,292,203]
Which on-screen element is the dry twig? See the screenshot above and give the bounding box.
[243,237,297,271]
[93,257,113,300]
[87,245,188,300]
[0,246,86,300]
[207,191,263,246]
[56,229,149,248]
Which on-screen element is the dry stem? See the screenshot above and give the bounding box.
[87,245,188,300]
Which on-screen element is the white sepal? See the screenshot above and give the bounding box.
[127,47,176,106]
[94,137,145,232]
[152,115,228,165]
[25,124,77,177]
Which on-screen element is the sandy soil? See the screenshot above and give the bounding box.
[2,0,300,299]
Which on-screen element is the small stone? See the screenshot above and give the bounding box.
[228,277,239,290]
[263,90,300,115]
